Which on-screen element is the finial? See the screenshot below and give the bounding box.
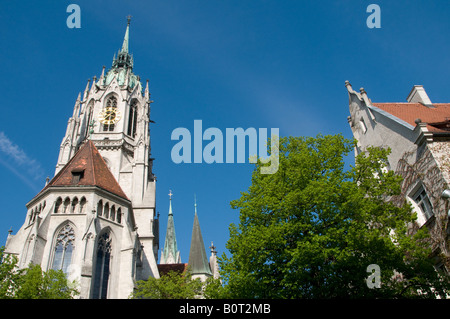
[45,176,50,186]
[99,66,106,83]
[8,227,13,235]
[194,194,198,215]
[168,190,173,216]
[83,79,91,100]
[127,15,132,25]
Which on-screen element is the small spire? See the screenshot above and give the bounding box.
[90,76,97,93]
[83,79,91,100]
[99,66,106,85]
[145,79,150,99]
[161,189,181,264]
[188,199,212,277]
[72,92,82,117]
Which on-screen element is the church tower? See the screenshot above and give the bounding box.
[4,18,160,299]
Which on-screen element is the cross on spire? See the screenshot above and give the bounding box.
[126,15,132,25]
[210,241,217,255]
[168,190,173,200]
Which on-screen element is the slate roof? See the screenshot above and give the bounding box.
[41,140,129,200]
[188,210,212,276]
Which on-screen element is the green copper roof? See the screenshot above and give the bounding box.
[121,17,130,53]
[161,195,180,264]
[103,17,139,89]
[188,201,212,276]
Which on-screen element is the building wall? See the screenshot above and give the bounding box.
[347,82,450,272]
[5,187,142,298]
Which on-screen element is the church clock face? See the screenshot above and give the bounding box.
[98,107,122,125]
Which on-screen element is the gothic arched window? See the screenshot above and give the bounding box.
[92,231,112,299]
[104,203,109,219]
[110,205,116,222]
[79,197,86,214]
[106,96,117,108]
[127,100,138,138]
[51,224,75,275]
[71,197,79,213]
[117,208,122,224]
[54,197,62,214]
[97,200,103,217]
[63,197,70,213]
[102,96,118,132]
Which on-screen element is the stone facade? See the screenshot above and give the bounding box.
[4,19,160,298]
[346,81,450,272]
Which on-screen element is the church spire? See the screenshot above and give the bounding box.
[111,17,133,70]
[188,198,212,279]
[161,190,181,264]
[121,15,131,53]
[105,17,138,88]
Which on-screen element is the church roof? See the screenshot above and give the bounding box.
[188,202,212,276]
[157,263,188,277]
[373,102,450,133]
[42,140,129,200]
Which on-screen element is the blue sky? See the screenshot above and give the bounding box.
[1,1,450,264]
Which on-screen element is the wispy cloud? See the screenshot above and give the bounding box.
[0,131,44,191]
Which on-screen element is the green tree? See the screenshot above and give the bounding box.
[131,269,204,299]
[220,134,450,298]
[0,246,22,299]
[0,246,79,299]
[202,276,228,299]
[15,264,79,299]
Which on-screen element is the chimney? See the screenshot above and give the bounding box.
[406,85,432,105]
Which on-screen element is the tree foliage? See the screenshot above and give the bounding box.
[0,246,79,299]
[131,269,204,299]
[220,134,450,298]
[130,269,227,299]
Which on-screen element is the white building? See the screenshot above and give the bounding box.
[346,81,450,272]
[5,18,160,299]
